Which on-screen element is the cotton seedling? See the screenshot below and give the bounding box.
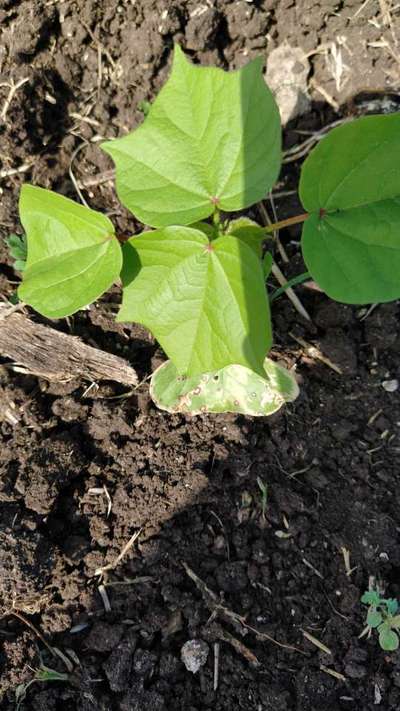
[14,45,400,415]
[361,590,400,651]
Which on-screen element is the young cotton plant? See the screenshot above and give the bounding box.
[17,46,400,415]
[361,591,400,651]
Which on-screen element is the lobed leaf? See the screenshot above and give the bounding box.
[102,45,281,228]
[361,591,381,606]
[118,225,271,376]
[18,186,122,319]
[299,113,400,304]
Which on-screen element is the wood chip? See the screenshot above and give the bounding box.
[290,331,343,374]
[95,529,142,579]
[302,630,332,655]
[0,304,138,386]
[320,664,346,681]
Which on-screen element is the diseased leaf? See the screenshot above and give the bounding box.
[299,114,400,304]
[118,225,271,375]
[18,185,122,319]
[150,357,299,415]
[103,45,281,228]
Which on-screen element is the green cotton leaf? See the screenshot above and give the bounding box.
[18,185,122,319]
[367,609,383,629]
[386,599,399,616]
[299,113,400,304]
[361,591,381,607]
[190,221,217,240]
[378,626,399,651]
[118,225,272,376]
[227,217,266,257]
[102,45,281,228]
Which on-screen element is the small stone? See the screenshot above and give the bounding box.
[382,379,399,392]
[181,639,209,673]
[265,43,310,125]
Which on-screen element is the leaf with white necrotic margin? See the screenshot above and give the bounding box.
[150,357,299,415]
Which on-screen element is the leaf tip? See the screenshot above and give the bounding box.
[173,43,186,61]
[100,140,114,157]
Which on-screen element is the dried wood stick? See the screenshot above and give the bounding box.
[0,304,138,386]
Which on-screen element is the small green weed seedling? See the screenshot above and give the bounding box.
[14,45,400,415]
[361,590,400,651]
[6,233,27,272]
[15,663,69,710]
[256,477,268,521]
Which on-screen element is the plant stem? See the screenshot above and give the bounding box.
[264,212,309,235]
[212,208,221,231]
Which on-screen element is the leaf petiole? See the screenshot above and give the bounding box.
[264,212,309,235]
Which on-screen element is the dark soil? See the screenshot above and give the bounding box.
[1,1,400,710]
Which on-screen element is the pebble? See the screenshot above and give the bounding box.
[265,43,310,125]
[181,639,209,674]
[382,379,399,392]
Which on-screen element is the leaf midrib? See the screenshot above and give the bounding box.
[24,241,112,291]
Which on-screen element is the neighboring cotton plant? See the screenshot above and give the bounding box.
[361,591,400,651]
[16,45,400,415]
